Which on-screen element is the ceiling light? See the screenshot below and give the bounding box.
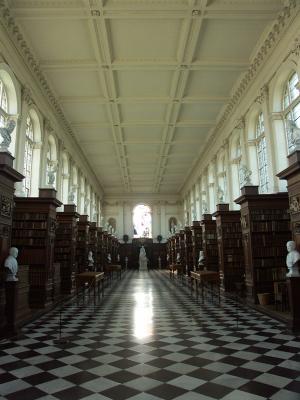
[192,10,201,16]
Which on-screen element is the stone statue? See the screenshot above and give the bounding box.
[88,251,94,270]
[217,186,225,203]
[68,189,75,203]
[0,120,16,153]
[139,246,148,271]
[47,165,57,187]
[198,250,205,270]
[286,240,300,277]
[176,252,180,264]
[117,254,120,262]
[287,119,300,151]
[239,165,253,187]
[4,247,19,281]
[107,253,112,264]
[202,200,208,214]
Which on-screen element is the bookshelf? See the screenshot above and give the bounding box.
[0,153,24,334]
[212,204,244,292]
[201,214,218,271]
[96,227,104,271]
[178,230,185,267]
[76,215,90,272]
[89,222,98,270]
[184,226,193,276]
[191,221,202,271]
[11,188,62,308]
[55,204,79,294]
[235,186,290,303]
[153,243,167,269]
[277,150,300,330]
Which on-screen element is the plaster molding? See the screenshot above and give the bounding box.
[21,85,33,106]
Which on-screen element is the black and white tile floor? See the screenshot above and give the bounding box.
[1,270,300,400]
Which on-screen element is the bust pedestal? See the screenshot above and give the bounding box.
[287,276,300,331]
[4,281,18,336]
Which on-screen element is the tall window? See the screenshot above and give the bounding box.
[283,72,300,153]
[23,115,34,196]
[256,112,269,193]
[133,204,152,238]
[0,78,8,127]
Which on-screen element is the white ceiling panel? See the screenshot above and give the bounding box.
[178,103,223,122]
[185,70,242,98]
[46,70,103,97]
[74,127,114,143]
[19,19,94,60]
[115,70,173,98]
[194,19,271,62]
[63,103,109,123]
[120,103,166,123]
[108,19,182,62]
[123,126,164,143]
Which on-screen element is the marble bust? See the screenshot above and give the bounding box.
[176,252,180,263]
[286,241,300,277]
[4,247,19,282]
[107,253,112,264]
[88,251,94,269]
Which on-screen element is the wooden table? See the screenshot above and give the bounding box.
[169,264,184,279]
[76,272,105,304]
[191,270,220,303]
[105,264,122,282]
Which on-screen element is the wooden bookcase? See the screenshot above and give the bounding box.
[235,186,290,303]
[212,203,244,292]
[76,215,90,272]
[152,243,167,269]
[191,221,202,271]
[201,214,218,271]
[55,204,79,294]
[184,226,193,276]
[96,227,104,271]
[11,188,62,308]
[89,222,98,269]
[178,231,185,267]
[277,150,300,330]
[0,153,24,334]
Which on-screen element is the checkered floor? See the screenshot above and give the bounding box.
[1,270,300,400]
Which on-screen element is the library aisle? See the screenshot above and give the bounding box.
[0,271,299,400]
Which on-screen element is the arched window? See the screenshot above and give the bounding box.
[283,72,300,153]
[255,112,269,193]
[0,78,8,127]
[23,115,34,196]
[133,204,152,238]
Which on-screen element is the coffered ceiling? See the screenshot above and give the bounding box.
[9,0,285,195]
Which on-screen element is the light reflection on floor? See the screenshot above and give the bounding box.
[133,289,153,339]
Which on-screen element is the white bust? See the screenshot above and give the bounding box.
[198,250,205,265]
[176,252,180,263]
[88,251,94,267]
[286,240,300,277]
[107,253,112,263]
[4,247,19,282]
